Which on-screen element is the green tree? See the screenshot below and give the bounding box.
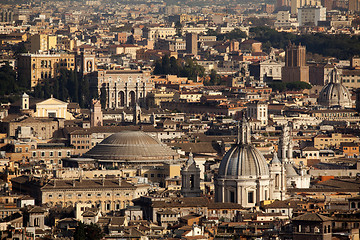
[224,28,247,40]
[286,81,312,91]
[74,222,86,240]
[268,81,286,92]
[86,223,104,240]
[153,59,163,75]
[180,58,205,81]
[74,222,103,240]
[161,55,171,75]
[169,57,180,75]
[208,69,221,85]
[0,63,18,95]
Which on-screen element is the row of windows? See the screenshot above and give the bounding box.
[48,192,131,198]
[72,140,90,144]
[319,138,352,141]
[144,173,164,178]
[32,151,70,157]
[343,147,358,150]
[76,146,90,149]
[342,79,360,83]
[72,135,90,138]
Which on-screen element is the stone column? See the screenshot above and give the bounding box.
[107,84,110,109]
[115,84,118,109]
[125,84,128,107]
[136,84,139,104]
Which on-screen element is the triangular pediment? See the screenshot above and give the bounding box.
[36,98,68,106]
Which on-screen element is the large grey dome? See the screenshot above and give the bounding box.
[83,131,180,163]
[318,69,352,108]
[218,144,269,177]
[218,118,269,178]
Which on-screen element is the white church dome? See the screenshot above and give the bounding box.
[218,119,269,178]
[318,68,352,108]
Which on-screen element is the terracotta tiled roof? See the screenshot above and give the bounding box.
[292,212,332,222]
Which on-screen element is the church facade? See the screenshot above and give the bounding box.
[215,119,309,208]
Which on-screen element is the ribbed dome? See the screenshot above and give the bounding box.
[318,69,352,108]
[218,118,269,178]
[218,144,269,177]
[83,131,180,162]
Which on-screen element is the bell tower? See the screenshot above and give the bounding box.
[181,152,201,198]
[269,152,286,200]
[21,93,29,111]
[90,99,103,127]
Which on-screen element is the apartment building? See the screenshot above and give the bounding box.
[11,176,150,213]
[17,53,75,88]
[29,34,57,53]
[314,133,359,149]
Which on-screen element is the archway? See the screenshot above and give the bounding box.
[119,91,125,107]
[129,91,136,107]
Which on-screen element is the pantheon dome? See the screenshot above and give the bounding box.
[83,131,180,164]
[318,69,352,108]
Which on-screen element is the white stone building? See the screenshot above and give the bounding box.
[298,6,326,26]
[89,70,154,109]
[274,11,299,28]
[246,101,268,126]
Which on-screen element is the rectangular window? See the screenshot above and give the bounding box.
[248,191,254,204]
